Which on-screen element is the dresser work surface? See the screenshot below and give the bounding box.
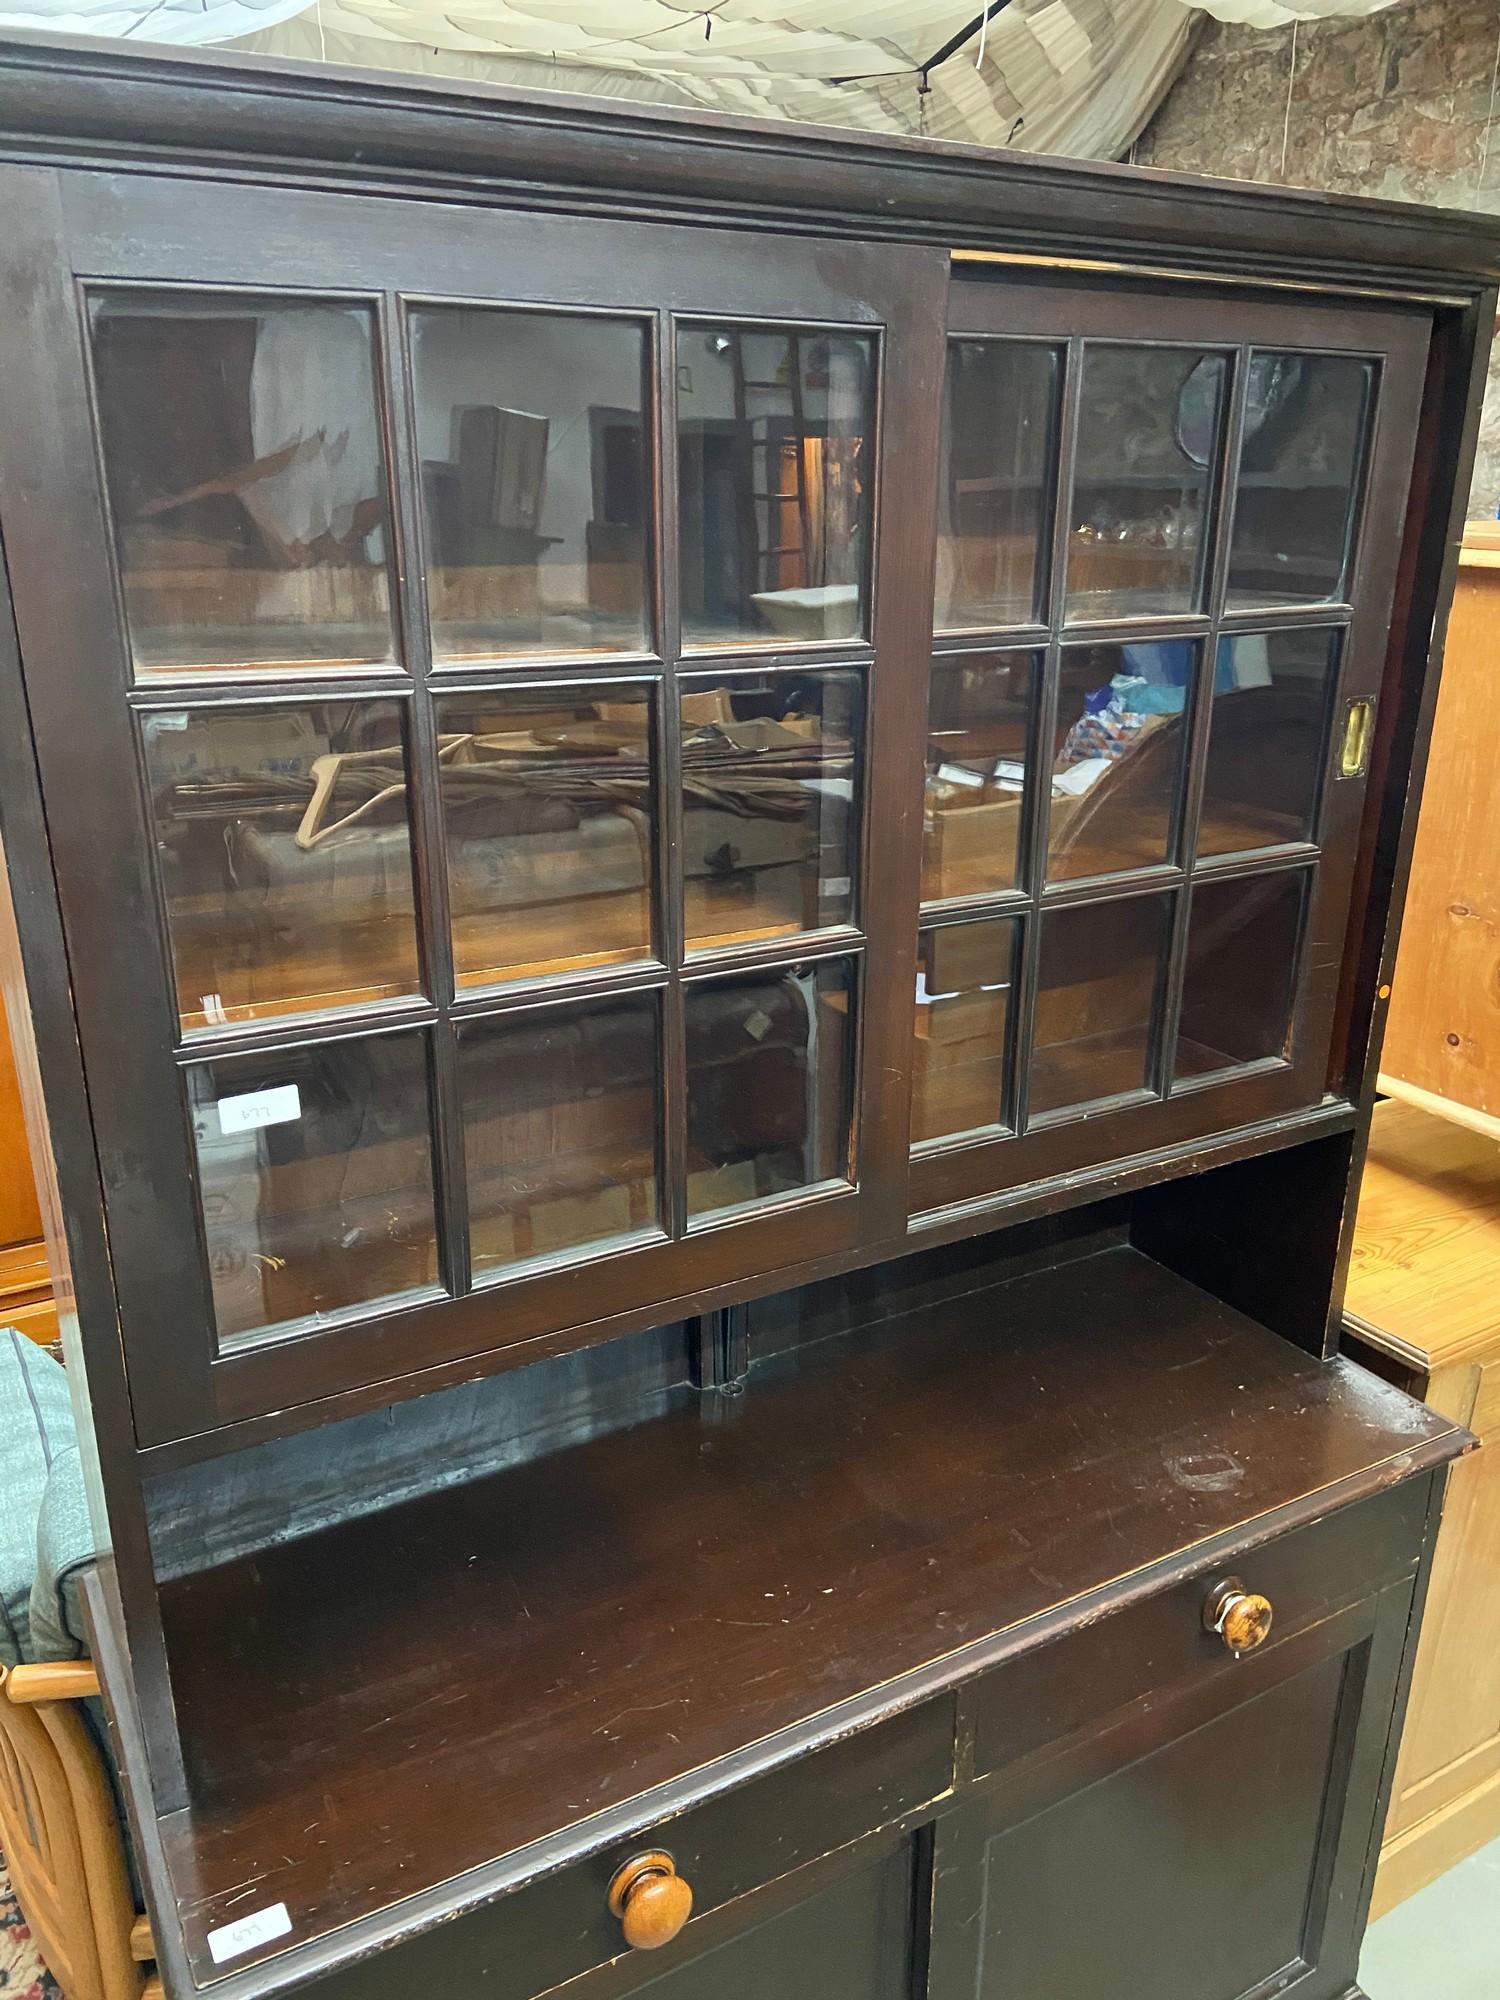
[125,1245,1461,1991]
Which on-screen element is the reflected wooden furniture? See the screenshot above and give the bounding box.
[0,992,54,1346]
[0,36,1493,2000]
[1379,522,1500,1136]
[1346,1098,1500,1915]
[0,1658,158,2000]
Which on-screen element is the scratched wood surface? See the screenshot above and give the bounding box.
[154,1243,1456,1979]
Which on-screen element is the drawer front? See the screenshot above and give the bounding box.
[971,1477,1430,1780]
[306,1697,953,2000]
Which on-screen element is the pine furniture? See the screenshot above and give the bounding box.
[1347,1101,1500,1915]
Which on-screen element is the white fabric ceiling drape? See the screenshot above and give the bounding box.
[0,0,1407,156]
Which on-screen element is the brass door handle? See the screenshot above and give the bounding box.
[608,1851,694,1950]
[1204,1576,1274,1656]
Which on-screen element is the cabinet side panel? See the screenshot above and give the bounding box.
[0,162,188,1811]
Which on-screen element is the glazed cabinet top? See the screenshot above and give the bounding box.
[0,50,1481,1450]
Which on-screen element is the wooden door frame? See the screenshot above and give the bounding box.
[910,276,1430,1221]
[0,166,947,1446]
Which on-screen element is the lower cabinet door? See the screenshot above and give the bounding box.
[928,1579,1417,2000]
[578,1839,920,2000]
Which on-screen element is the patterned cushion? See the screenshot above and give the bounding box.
[0,1329,96,1668]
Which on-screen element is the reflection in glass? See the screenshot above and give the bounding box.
[410,308,650,658]
[1176,871,1306,1081]
[1045,642,1195,881]
[1227,353,1374,607]
[187,1031,437,1341]
[90,294,394,676]
[681,672,860,952]
[435,684,655,988]
[685,957,854,1217]
[143,701,420,1034]
[935,342,1060,631]
[460,994,661,1275]
[912,919,1017,1145]
[1198,629,1339,856]
[678,326,874,645]
[923,650,1039,903]
[1067,346,1225,620]
[1030,892,1170,1116]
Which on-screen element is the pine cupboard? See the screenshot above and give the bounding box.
[0,33,1494,2000]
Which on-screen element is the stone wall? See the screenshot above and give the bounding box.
[1134,0,1500,517]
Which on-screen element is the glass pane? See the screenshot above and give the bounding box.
[89,294,394,676]
[1066,346,1225,620]
[1046,641,1195,882]
[143,701,420,1035]
[1176,871,1306,1082]
[435,683,655,989]
[912,919,1017,1145]
[410,308,649,659]
[678,326,874,646]
[1198,629,1340,857]
[682,671,860,953]
[186,1031,436,1341]
[459,993,660,1276]
[1226,353,1374,607]
[935,342,1060,631]
[923,649,1039,904]
[685,957,855,1218]
[1031,892,1171,1117]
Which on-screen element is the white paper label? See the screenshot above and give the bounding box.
[217,1084,301,1137]
[207,1903,292,1965]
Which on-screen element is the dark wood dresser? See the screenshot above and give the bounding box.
[0,32,1494,2000]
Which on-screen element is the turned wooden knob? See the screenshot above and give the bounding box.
[1204,1576,1274,1655]
[608,1851,693,1950]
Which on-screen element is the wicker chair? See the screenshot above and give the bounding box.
[0,1658,157,2000]
[0,1327,157,2000]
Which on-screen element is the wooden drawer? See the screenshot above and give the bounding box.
[970,1478,1430,1781]
[304,1697,953,2000]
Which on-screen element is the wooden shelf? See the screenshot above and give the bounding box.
[1346,1098,1500,1373]
[153,1243,1460,1982]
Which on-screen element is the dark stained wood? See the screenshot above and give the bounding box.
[1325,292,1498,1363]
[0,166,948,1450]
[0,57,1492,2000]
[1131,1126,1358,1361]
[0,74,1479,1482]
[150,1245,1461,1986]
[0,394,190,1809]
[910,275,1431,1223]
[0,32,1497,299]
[308,1829,923,2000]
[964,1476,1431,1783]
[1333,292,1496,1113]
[930,1569,1421,2000]
[121,1096,1353,1475]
